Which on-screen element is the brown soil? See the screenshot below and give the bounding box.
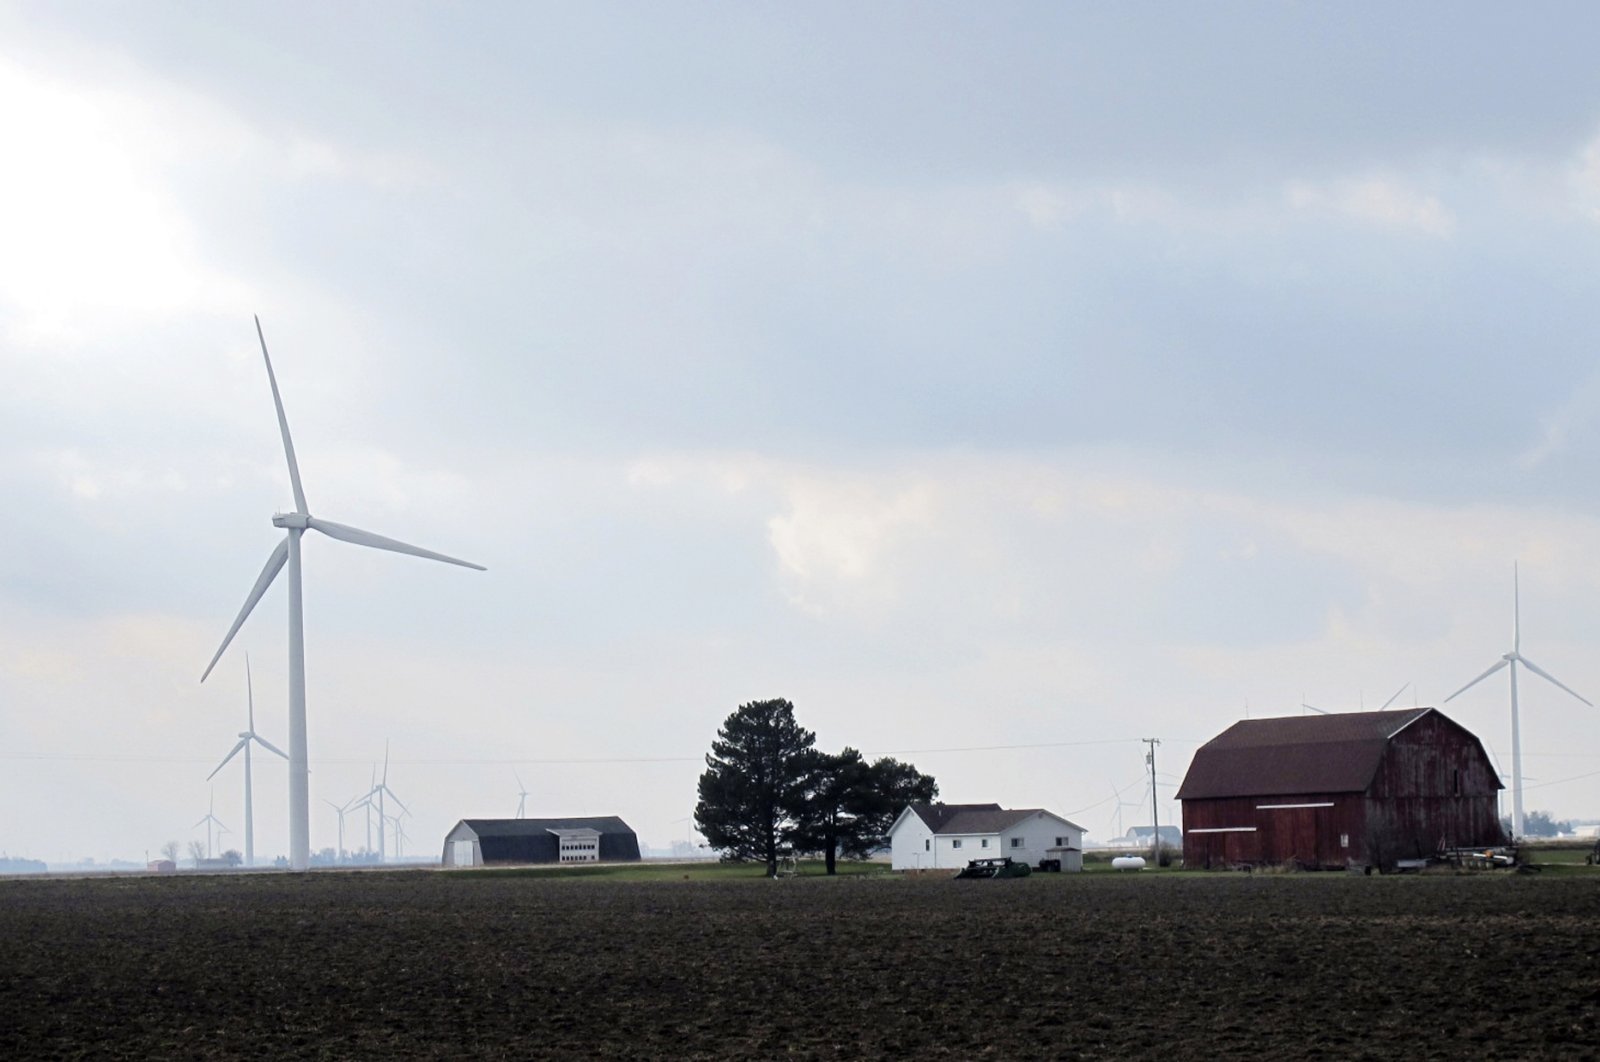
[2,870,1597,1059]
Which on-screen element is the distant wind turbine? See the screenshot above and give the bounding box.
[206,655,287,867]
[1109,780,1143,840]
[514,769,529,818]
[1445,563,1592,839]
[194,790,229,860]
[324,796,358,864]
[200,316,485,870]
[353,742,408,863]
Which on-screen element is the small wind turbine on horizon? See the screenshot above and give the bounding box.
[324,796,358,864]
[206,655,288,867]
[353,742,408,863]
[1109,780,1143,840]
[194,791,229,860]
[514,769,529,818]
[1444,563,1592,840]
[200,316,485,871]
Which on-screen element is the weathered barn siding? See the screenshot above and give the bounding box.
[1182,792,1365,869]
[1178,708,1503,870]
[1364,710,1503,863]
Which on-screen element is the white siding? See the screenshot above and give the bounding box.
[999,812,1086,870]
[889,812,935,870]
[890,806,1087,871]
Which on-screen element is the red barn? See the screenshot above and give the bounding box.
[1177,707,1505,870]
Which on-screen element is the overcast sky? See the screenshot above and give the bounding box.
[5,2,1600,864]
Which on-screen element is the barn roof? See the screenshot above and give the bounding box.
[1176,707,1443,800]
[459,816,635,838]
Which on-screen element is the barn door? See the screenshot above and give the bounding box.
[452,840,476,866]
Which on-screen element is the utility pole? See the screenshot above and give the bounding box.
[1144,738,1161,865]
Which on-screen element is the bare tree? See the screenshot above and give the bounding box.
[187,840,206,867]
[160,841,180,864]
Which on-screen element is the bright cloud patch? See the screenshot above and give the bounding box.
[1286,176,1457,236]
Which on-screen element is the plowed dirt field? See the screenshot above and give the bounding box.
[2,869,1597,1058]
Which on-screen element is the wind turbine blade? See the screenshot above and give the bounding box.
[1378,682,1408,711]
[1443,658,1509,702]
[1301,702,1329,716]
[253,735,290,760]
[193,816,208,829]
[207,738,249,781]
[1517,654,1595,707]
[381,788,409,817]
[246,653,254,732]
[201,539,288,682]
[1513,561,1521,654]
[256,315,307,514]
[306,518,486,570]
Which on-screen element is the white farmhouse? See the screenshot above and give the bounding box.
[888,802,1085,872]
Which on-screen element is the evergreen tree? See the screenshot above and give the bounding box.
[694,698,816,876]
[795,749,938,874]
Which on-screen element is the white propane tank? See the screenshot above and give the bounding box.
[1111,856,1147,871]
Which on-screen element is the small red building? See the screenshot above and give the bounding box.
[1177,707,1504,870]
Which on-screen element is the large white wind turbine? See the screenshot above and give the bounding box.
[201,317,485,871]
[207,655,288,867]
[1445,563,1592,839]
[514,768,529,818]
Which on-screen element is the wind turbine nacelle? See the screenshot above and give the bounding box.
[272,512,310,529]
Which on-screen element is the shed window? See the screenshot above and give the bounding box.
[952,839,962,849]
[1011,838,1023,849]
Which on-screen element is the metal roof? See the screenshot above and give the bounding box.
[459,816,635,838]
[1175,707,1437,800]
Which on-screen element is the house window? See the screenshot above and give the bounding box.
[981,839,989,848]
[924,839,930,851]
[1011,838,1023,848]
[952,839,962,849]
[1055,836,1066,846]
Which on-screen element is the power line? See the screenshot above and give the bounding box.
[0,736,1156,767]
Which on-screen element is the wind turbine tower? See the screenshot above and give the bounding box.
[1445,563,1592,839]
[201,317,485,870]
[207,656,288,867]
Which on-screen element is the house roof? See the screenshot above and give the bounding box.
[459,816,635,838]
[906,803,1084,836]
[1175,707,1439,800]
[907,802,1001,832]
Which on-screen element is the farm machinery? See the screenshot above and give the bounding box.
[954,857,1031,879]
